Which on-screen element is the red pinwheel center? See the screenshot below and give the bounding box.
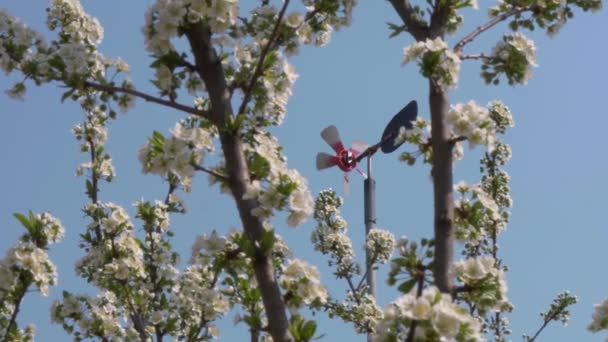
[339,150,356,171]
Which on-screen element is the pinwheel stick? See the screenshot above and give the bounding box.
[363,156,377,298]
[355,130,397,163]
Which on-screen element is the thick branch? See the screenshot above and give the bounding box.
[184,22,293,342]
[428,82,454,293]
[236,0,290,116]
[388,0,428,41]
[454,8,527,52]
[83,81,208,118]
[428,0,452,38]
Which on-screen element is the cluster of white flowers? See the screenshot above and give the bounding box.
[76,202,146,284]
[37,212,66,244]
[0,212,63,341]
[143,0,238,56]
[373,287,484,342]
[135,200,180,287]
[0,9,46,80]
[303,0,356,31]
[46,0,113,79]
[191,230,227,262]
[488,100,515,131]
[3,244,55,297]
[394,117,430,146]
[72,109,117,182]
[447,101,493,149]
[403,37,461,88]
[366,228,396,264]
[138,120,214,192]
[488,32,537,84]
[454,181,507,244]
[280,259,328,309]
[171,264,229,335]
[502,32,538,66]
[242,132,314,227]
[256,58,299,126]
[1,1,133,106]
[0,212,64,298]
[330,291,384,334]
[48,0,103,45]
[447,100,514,151]
[453,256,509,313]
[137,200,171,232]
[51,291,140,341]
[589,298,608,333]
[312,189,355,275]
[351,294,384,333]
[72,108,108,149]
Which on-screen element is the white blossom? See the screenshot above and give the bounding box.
[589,298,608,332]
[402,38,461,88]
[280,259,328,308]
[366,228,396,264]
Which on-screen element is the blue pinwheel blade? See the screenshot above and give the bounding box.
[381,100,418,154]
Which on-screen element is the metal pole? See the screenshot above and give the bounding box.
[364,156,376,342]
[364,156,376,297]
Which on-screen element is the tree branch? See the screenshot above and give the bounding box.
[236,0,290,117]
[428,81,454,293]
[388,0,428,41]
[460,53,490,61]
[184,21,294,342]
[428,0,452,38]
[193,164,229,181]
[454,8,528,52]
[448,135,468,144]
[3,279,28,342]
[83,81,208,119]
[406,266,426,342]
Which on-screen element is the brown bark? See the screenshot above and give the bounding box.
[388,1,456,293]
[184,23,293,342]
[428,81,454,292]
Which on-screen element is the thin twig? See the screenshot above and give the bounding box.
[83,81,209,118]
[461,53,490,61]
[405,268,426,342]
[3,281,28,342]
[345,277,361,305]
[84,121,103,243]
[454,8,527,52]
[193,164,229,181]
[529,312,559,342]
[236,0,290,116]
[448,135,467,146]
[356,255,378,291]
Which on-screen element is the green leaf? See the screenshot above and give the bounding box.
[260,228,276,253]
[301,320,317,341]
[58,88,76,103]
[398,278,417,294]
[387,22,407,38]
[13,212,32,231]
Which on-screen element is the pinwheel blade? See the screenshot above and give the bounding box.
[316,152,339,170]
[355,167,368,180]
[350,140,369,156]
[381,100,418,154]
[321,125,344,152]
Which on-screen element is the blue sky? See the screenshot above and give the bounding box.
[1,1,607,341]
